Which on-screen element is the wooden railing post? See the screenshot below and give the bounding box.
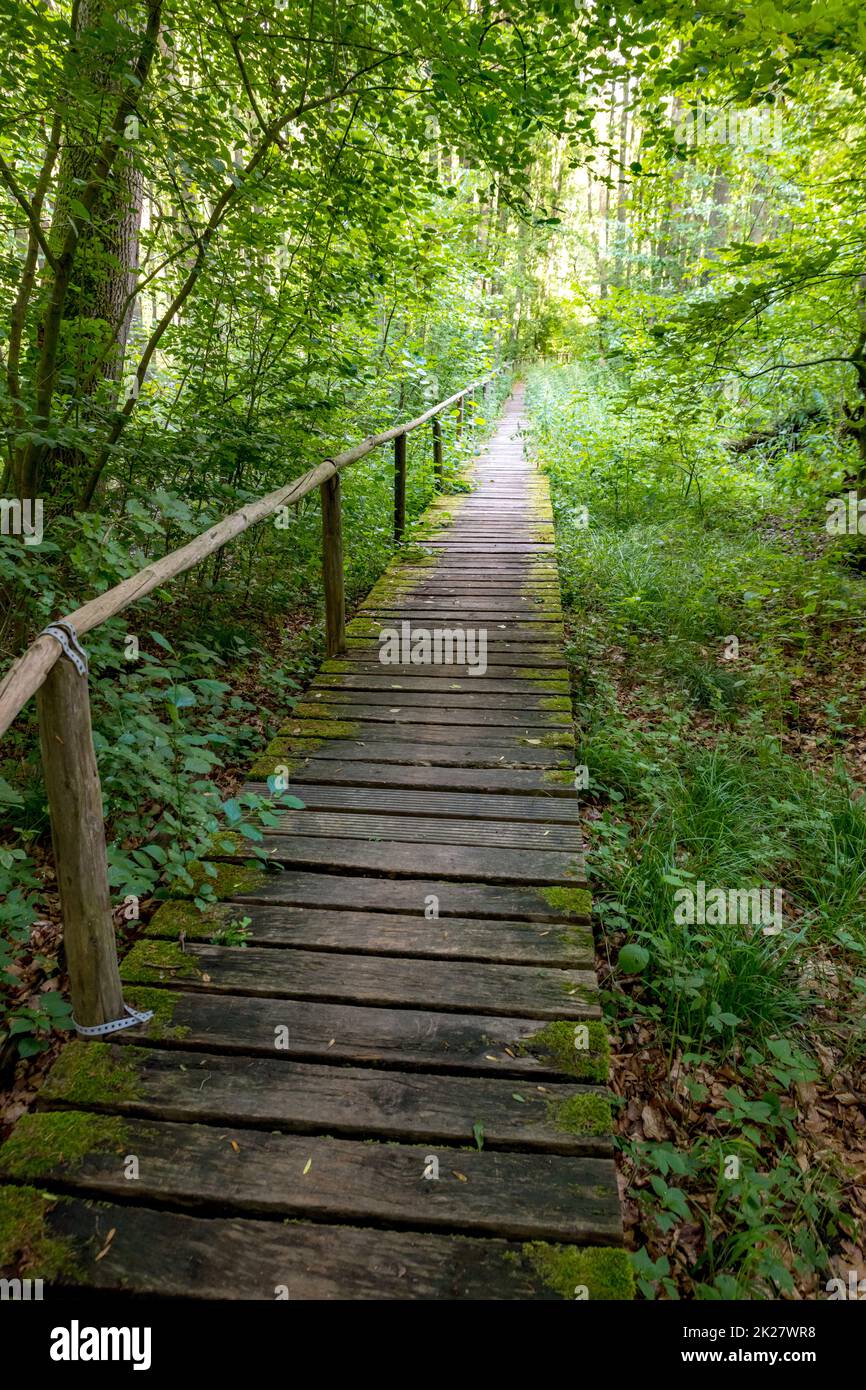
[320,472,346,656]
[432,415,443,487]
[394,432,407,540]
[36,659,124,1030]
[456,396,464,441]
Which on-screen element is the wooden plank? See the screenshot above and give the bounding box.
[119,941,597,1020]
[252,739,571,770]
[289,702,569,728]
[364,593,561,608]
[225,833,584,886]
[248,782,583,822]
[144,902,591,964]
[118,988,603,1075]
[213,869,591,922]
[17,1195,601,1298]
[364,608,563,623]
[3,1114,620,1244]
[245,762,576,795]
[317,667,569,689]
[307,684,569,708]
[42,1043,612,1155]
[275,718,574,747]
[340,646,567,666]
[267,809,580,851]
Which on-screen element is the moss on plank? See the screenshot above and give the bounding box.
[522,1242,634,1300]
[539,696,571,711]
[519,732,573,749]
[42,1041,142,1109]
[123,987,190,1041]
[541,769,574,786]
[539,886,592,919]
[171,860,269,900]
[276,719,358,739]
[516,667,568,682]
[289,705,355,723]
[120,939,203,984]
[248,753,306,780]
[518,1020,610,1083]
[146,900,231,939]
[0,1186,80,1281]
[547,1091,613,1137]
[365,574,417,603]
[0,1111,129,1181]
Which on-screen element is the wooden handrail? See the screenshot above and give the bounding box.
[0,367,500,736]
[0,362,504,1031]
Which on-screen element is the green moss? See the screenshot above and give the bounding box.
[120,939,203,984]
[177,860,268,899]
[519,1020,609,1083]
[123,987,189,1041]
[0,1111,128,1180]
[275,719,358,740]
[522,1243,634,1300]
[288,706,359,726]
[42,1041,142,1109]
[0,1186,80,1281]
[516,667,568,683]
[205,829,250,857]
[398,545,435,565]
[321,659,352,675]
[541,769,575,786]
[248,753,306,779]
[519,732,572,749]
[146,899,231,939]
[539,886,592,919]
[547,1091,612,1137]
[366,573,416,603]
[539,696,571,711]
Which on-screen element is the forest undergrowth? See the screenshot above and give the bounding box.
[527,361,866,1300]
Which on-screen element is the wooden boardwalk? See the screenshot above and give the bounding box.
[0,392,630,1300]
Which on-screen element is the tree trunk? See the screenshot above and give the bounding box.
[39,1,146,508]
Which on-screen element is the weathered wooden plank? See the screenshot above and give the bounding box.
[119,941,597,1020]
[274,718,574,747]
[268,809,580,851]
[251,739,571,771]
[144,901,590,963]
[3,1115,620,1244]
[317,666,569,688]
[118,988,603,1073]
[289,701,570,728]
[41,1043,612,1155]
[245,761,575,796]
[213,869,591,922]
[308,683,569,708]
[249,781,583,822]
[225,833,584,886]
[340,646,568,666]
[14,1194,623,1298]
[365,609,563,624]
